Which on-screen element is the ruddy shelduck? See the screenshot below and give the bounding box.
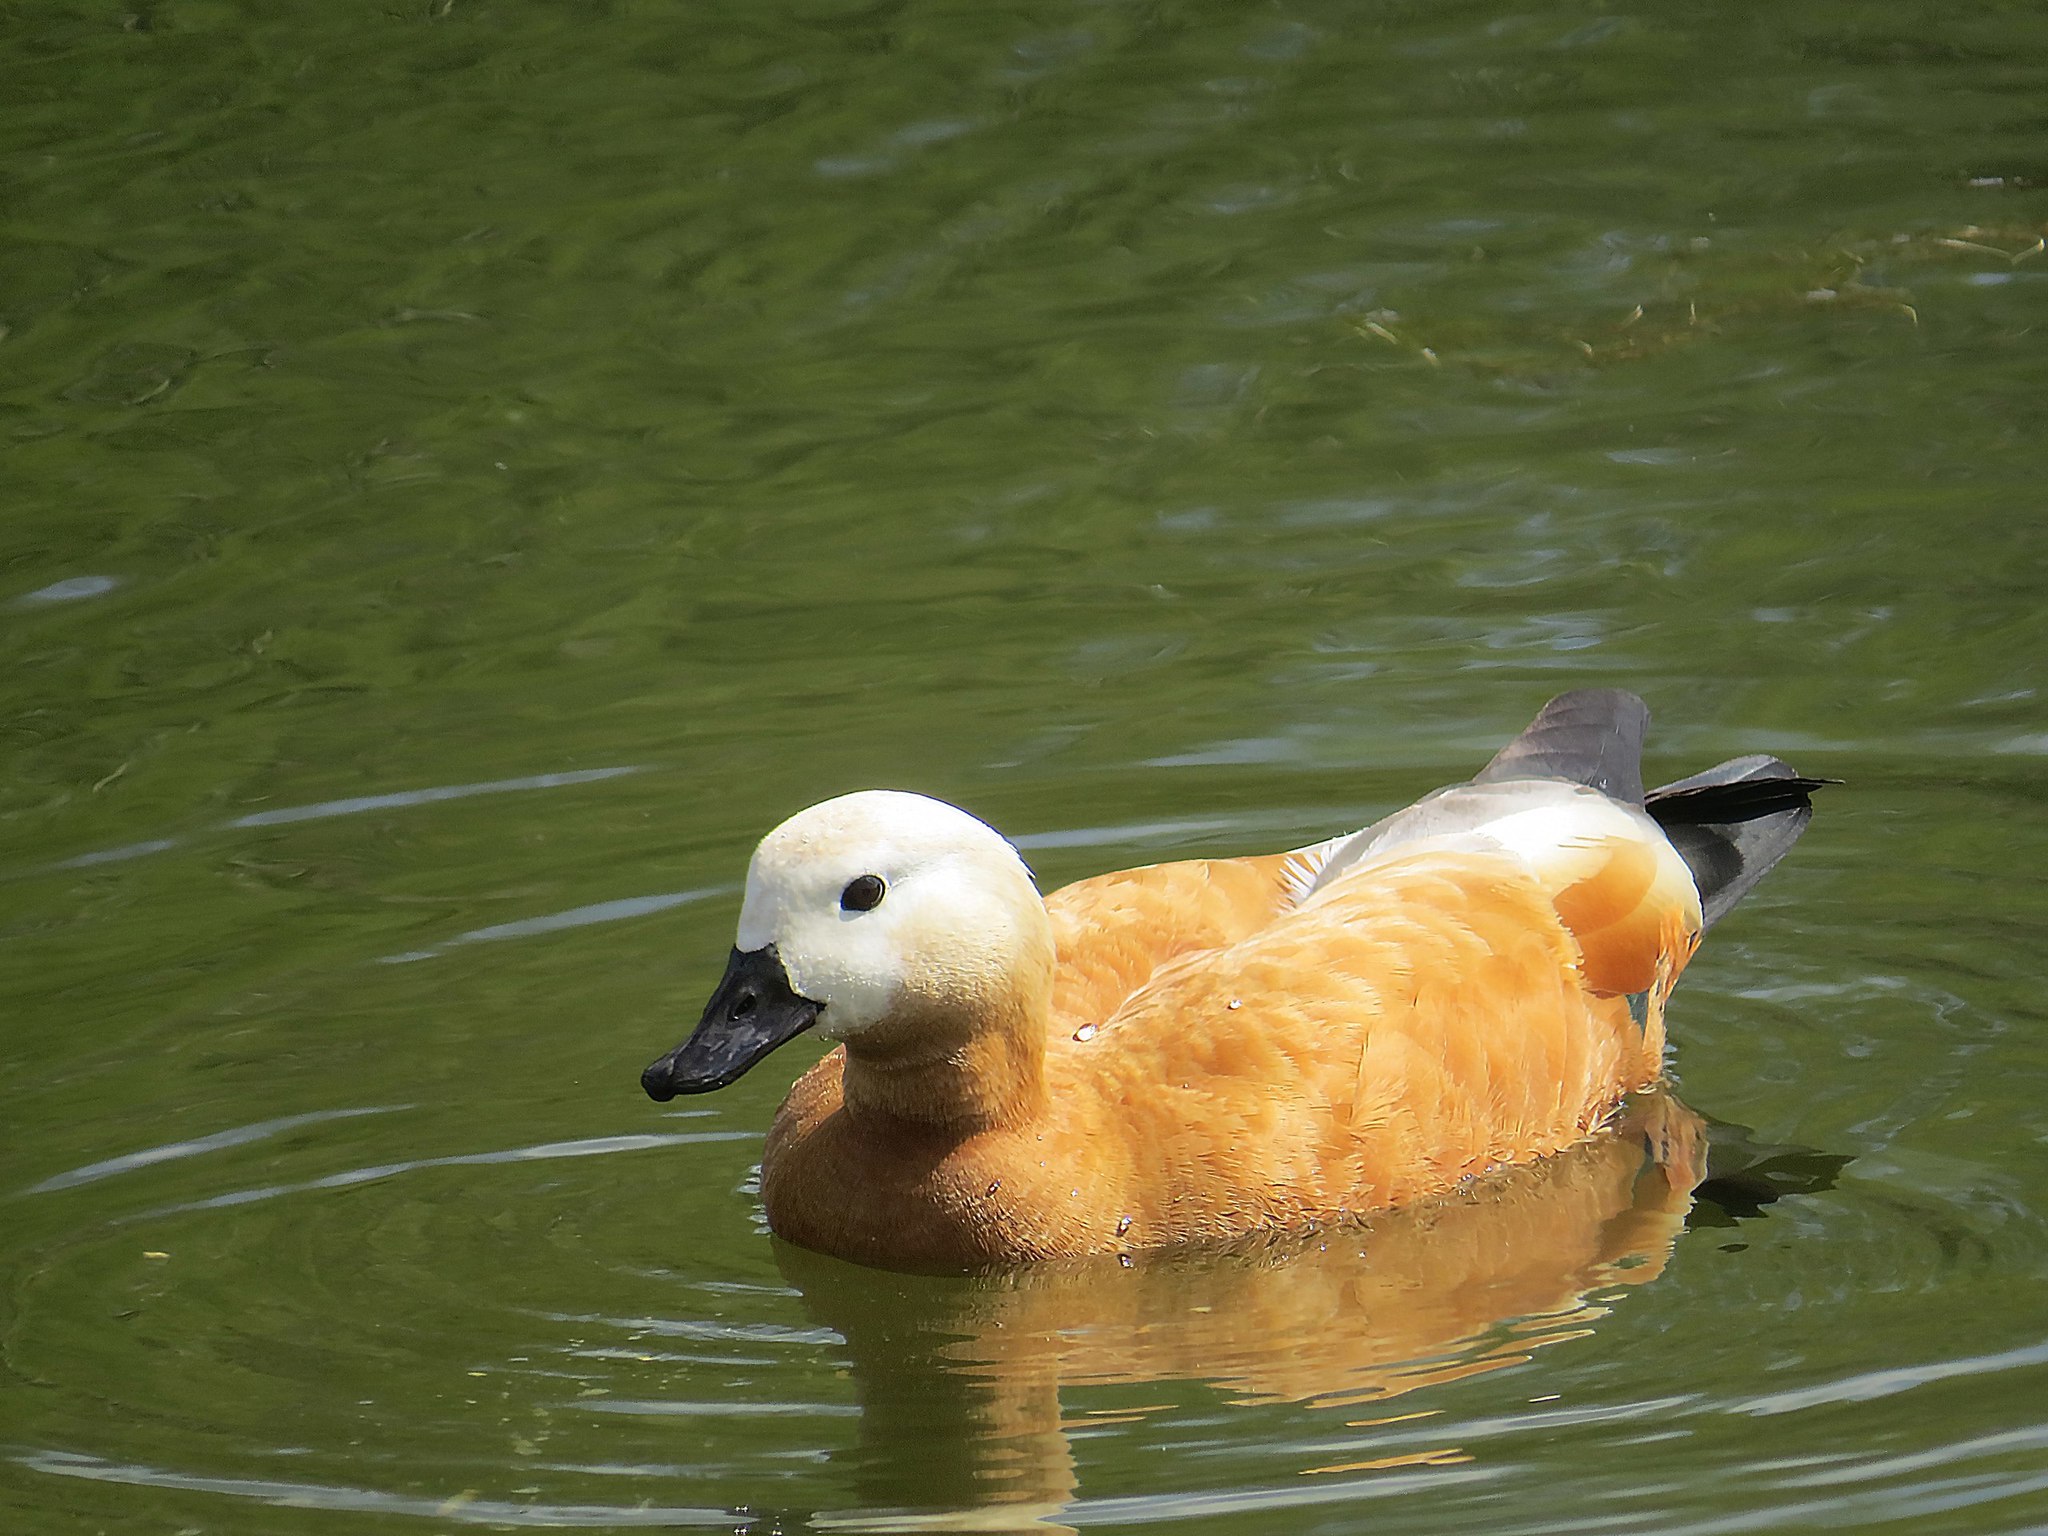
[642,690,1823,1271]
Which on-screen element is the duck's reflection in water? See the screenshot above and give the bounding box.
[776,1092,1713,1531]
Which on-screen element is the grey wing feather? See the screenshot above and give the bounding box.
[1473,688,1650,803]
[1290,693,1825,931]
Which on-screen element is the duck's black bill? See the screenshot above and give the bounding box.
[641,945,821,1100]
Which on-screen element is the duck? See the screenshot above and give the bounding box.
[641,689,1824,1271]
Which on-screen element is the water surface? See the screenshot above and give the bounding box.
[4,1,2047,1531]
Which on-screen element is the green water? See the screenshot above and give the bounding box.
[5,0,2047,1530]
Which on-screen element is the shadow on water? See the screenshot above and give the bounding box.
[1689,1118,1855,1230]
[759,1093,1844,1532]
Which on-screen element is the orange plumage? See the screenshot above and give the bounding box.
[642,689,1821,1271]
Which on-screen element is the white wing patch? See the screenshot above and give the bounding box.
[1278,781,1681,911]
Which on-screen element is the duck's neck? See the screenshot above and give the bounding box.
[839,985,1049,1134]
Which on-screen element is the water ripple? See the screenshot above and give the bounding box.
[580,1398,860,1419]
[1014,816,1256,851]
[377,885,733,964]
[33,766,646,877]
[8,575,121,607]
[14,1450,735,1527]
[1064,1462,1501,1524]
[226,767,644,828]
[1731,1337,2048,1417]
[22,1105,410,1196]
[50,837,182,870]
[546,1311,842,1348]
[120,1131,749,1222]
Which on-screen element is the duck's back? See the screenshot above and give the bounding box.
[1038,844,1675,1250]
[1042,853,1301,1031]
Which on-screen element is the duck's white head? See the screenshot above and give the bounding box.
[642,791,1048,1100]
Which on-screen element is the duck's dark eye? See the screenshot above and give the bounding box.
[839,874,887,913]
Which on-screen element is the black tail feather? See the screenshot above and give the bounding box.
[1647,754,1830,929]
